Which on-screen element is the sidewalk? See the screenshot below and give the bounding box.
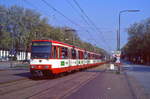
[0,61,29,70]
[0,62,30,84]
[66,71,148,99]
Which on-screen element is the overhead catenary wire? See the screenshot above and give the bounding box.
[65,0,103,45]
[23,0,51,14]
[72,0,111,50]
[65,0,93,30]
[65,0,109,49]
[23,0,68,27]
[23,0,99,48]
[41,0,80,27]
[40,0,103,48]
[24,0,107,51]
[72,0,112,51]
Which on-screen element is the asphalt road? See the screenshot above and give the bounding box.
[0,61,29,70]
[0,64,106,99]
[66,72,133,99]
[0,62,12,69]
[124,64,150,97]
[65,64,150,99]
[0,63,150,99]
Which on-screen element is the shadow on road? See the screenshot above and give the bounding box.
[14,72,31,78]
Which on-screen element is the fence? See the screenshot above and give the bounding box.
[0,49,31,61]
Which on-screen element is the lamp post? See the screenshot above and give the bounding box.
[116,10,140,73]
[117,10,140,51]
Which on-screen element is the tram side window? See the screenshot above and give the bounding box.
[68,49,71,59]
[78,51,80,59]
[98,55,101,59]
[99,55,102,59]
[97,55,100,59]
[81,51,83,59]
[96,55,98,59]
[93,54,96,59]
[98,55,100,59]
[52,46,57,58]
[84,52,88,59]
[95,55,98,59]
[76,50,79,59]
[72,49,76,59]
[95,55,97,59]
[91,54,93,59]
[61,47,68,59]
[88,53,91,59]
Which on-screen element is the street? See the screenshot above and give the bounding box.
[0,64,105,99]
[0,63,150,99]
[124,64,150,98]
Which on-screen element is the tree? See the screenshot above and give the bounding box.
[0,5,107,58]
[123,18,150,64]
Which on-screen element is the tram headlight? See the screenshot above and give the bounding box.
[31,66,35,68]
[38,66,41,68]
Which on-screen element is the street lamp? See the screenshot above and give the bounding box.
[117,10,140,51]
[116,10,140,73]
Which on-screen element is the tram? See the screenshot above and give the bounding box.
[30,40,105,77]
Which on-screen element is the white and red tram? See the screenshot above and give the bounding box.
[30,40,105,77]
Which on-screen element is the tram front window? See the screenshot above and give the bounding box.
[31,41,52,59]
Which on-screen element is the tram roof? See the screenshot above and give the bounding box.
[32,40,101,56]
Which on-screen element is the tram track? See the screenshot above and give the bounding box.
[27,71,100,99]
[0,78,29,86]
[0,78,48,95]
[0,65,106,99]
[27,66,106,99]
[61,69,106,99]
[0,71,94,96]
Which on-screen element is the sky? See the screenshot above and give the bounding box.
[0,0,150,52]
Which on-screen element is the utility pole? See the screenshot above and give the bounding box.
[117,10,140,51]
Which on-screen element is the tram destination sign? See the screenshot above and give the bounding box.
[32,42,51,46]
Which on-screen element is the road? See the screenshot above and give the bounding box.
[0,62,12,69]
[0,64,106,99]
[0,63,150,99]
[124,64,150,98]
[0,61,28,70]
